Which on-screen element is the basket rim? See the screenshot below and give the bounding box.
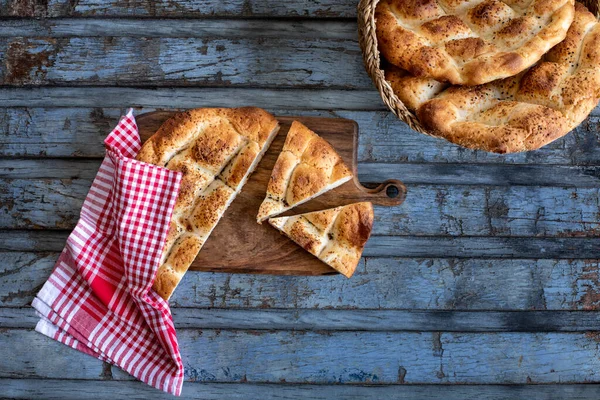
[357,0,431,135]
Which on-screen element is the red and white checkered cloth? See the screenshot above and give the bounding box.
[32,109,184,395]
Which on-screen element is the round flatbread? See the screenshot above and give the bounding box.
[385,2,600,153]
[376,0,575,85]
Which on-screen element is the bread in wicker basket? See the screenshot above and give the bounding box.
[357,0,600,153]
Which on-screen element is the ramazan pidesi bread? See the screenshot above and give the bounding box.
[385,2,600,153]
[137,107,279,300]
[269,202,374,278]
[257,121,353,222]
[376,0,575,85]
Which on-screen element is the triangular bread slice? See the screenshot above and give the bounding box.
[268,202,373,278]
[257,121,353,222]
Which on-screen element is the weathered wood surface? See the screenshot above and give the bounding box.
[4,158,600,186]
[3,252,600,310]
[4,380,600,400]
[0,87,387,109]
[3,163,600,238]
[2,231,599,258]
[2,0,600,397]
[0,0,358,18]
[2,108,600,164]
[0,19,357,39]
[4,175,600,235]
[6,307,600,331]
[4,328,600,384]
[0,36,368,88]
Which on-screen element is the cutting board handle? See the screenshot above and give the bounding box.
[356,178,407,206]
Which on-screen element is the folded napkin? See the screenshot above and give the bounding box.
[32,110,184,395]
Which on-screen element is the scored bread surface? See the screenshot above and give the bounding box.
[256,121,353,222]
[384,2,600,153]
[376,0,575,85]
[137,107,280,300]
[268,202,374,278]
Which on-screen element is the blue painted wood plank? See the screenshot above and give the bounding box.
[2,108,599,165]
[6,307,600,332]
[3,170,599,235]
[4,329,600,383]
[2,231,599,258]
[4,379,600,400]
[351,112,600,165]
[0,0,357,18]
[0,37,369,88]
[0,19,356,39]
[109,330,600,384]
[0,329,107,379]
[2,252,599,310]
[0,87,385,109]
[4,159,600,187]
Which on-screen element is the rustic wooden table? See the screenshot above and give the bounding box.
[1,1,600,399]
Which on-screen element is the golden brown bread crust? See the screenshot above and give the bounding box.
[256,121,353,222]
[190,180,235,237]
[385,2,600,153]
[384,66,449,110]
[137,107,280,300]
[376,0,575,85]
[268,202,374,278]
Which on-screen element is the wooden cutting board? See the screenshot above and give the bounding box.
[137,111,406,275]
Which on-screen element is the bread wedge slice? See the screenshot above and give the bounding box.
[268,202,374,278]
[257,121,352,222]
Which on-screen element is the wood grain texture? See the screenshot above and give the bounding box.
[0,19,357,39]
[4,177,600,236]
[0,87,386,109]
[0,0,357,18]
[3,252,600,310]
[2,231,599,258]
[4,380,600,399]
[6,307,600,332]
[2,108,600,164]
[4,329,600,384]
[4,158,600,186]
[0,36,368,88]
[1,0,599,392]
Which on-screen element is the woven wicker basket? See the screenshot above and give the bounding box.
[357,0,600,136]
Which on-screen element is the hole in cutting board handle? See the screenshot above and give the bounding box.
[386,185,400,198]
[359,179,406,206]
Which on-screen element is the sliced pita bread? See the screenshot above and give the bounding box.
[256,121,353,222]
[268,202,374,278]
[137,107,280,300]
